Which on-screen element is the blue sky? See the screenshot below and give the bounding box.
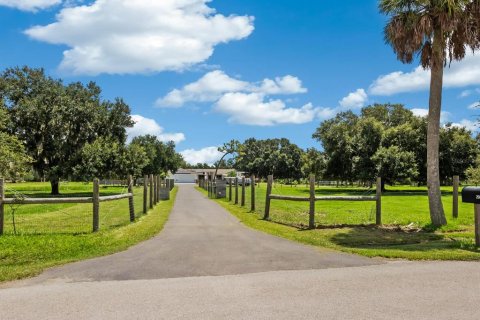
[1,0,479,164]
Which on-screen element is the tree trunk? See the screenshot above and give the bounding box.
[50,179,60,195]
[427,28,447,226]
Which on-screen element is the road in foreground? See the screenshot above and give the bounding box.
[1,261,479,319]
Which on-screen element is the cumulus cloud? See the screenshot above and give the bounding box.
[339,89,368,109]
[180,147,223,165]
[257,75,307,95]
[127,115,185,144]
[460,90,474,98]
[156,70,250,108]
[370,52,480,95]
[156,71,307,108]
[156,70,320,126]
[468,102,479,110]
[25,0,254,75]
[410,108,451,124]
[451,119,478,132]
[0,0,60,11]
[214,92,327,126]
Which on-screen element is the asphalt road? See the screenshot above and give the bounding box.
[10,184,378,285]
[1,261,480,319]
[2,184,479,319]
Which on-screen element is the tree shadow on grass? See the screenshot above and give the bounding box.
[329,225,479,253]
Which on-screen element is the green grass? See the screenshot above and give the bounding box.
[0,182,177,283]
[199,184,480,260]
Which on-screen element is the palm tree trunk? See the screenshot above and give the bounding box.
[427,28,447,226]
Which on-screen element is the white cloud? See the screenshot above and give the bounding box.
[127,115,185,144]
[180,147,223,165]
[410,108,451,124]
[25,0,254,75]
[155,70,319,126]
[451,119,478,132]
[370,52,480,95]
[214,92,326,126]
[460,90,473,98]
[156,70,250,108]
[156,71,307,108]
[257,75,307,95]
[468,102,479,110]
[0,0,60,11]
[339,88,368,109]
[410,108,429,118]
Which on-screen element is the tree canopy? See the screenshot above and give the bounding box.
[0,67,134,194]
[130,135,184,177]
[313,104,477,187]
[0,105,30,181]
[235,138,303,180]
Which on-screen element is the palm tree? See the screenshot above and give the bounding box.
[380,0,480,226]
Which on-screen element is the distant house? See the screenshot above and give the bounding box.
[170,169,198,183]
[169,168,236,183]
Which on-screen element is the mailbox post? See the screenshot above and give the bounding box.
[461,187,480,247]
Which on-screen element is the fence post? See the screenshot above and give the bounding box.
[93,178,100,232]
[376,177,382,225]
[157,177,161,203]
[264,175,273,220]
[128,175,135,222]
[453,175,459,219]
[153,175,158,205]
[235,177,239,205]
[143,175,148,214]
[241,177,246,207]
[158,177,162,203]
[475,204,480,247]
[309,175,316,229]
[149,174,154,209]
[0,178,4,236]
[251,175,256,212]
[229,178,232,202]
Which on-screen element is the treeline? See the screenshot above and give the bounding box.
[226,104,478,187]
[0,67,183,194]
[313,104,477,186]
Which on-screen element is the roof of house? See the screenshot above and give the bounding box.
[174,168,235,175]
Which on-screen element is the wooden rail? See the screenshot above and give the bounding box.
[0,174,172,235]
[3,197,93,204]
[1,193,133,204]
[264,175,383,228]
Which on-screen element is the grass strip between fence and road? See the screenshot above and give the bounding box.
[0,186,178,283]
[196,185,480,261]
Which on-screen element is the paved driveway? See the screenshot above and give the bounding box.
[11,184,378,285]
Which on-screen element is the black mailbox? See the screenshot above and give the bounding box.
[461,187,480,204]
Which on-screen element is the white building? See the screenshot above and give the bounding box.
[169,168,236,184]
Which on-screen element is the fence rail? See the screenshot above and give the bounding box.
[0,176,175,235]
[264,175,382,229]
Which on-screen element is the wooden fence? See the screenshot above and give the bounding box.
[200,174,464,230]
[0,176,175,235]
[201,176,256,211]
[264,175,382,229]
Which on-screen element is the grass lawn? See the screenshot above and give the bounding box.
[199,183,480,260]
[0,182,177,283]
